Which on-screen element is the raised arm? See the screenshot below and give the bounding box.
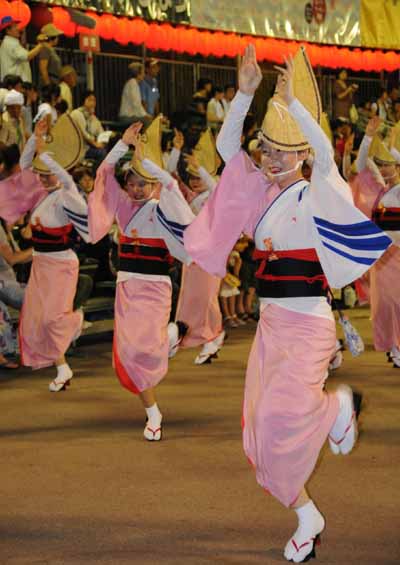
[356,117,381,173]
[217,45,262,163]
[20,118,47,170]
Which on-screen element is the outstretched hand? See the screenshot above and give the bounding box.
[238,44,263,96]
[34,118,47,138]
[184,152,200,171]
[122,122,143,146]
[274,56,295,106]
[365,116,381,138]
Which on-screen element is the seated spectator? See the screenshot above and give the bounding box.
[21,82,38,136]
[0,74,23,112]
[0,218,32,309]
[35,83,60,129]
[386,85,399,123]
[37,24,63,87]
[222,83,236,114]
[0,15,43,82]
[207,86,225,133]
[59,65,77,113]
[140,58,160,117]
[0,143,20,178]
[187,78,213,128]
[119,61,152,127]
[372,88,390,122]
[70,90,106,162]
[2,89,26,151]
[0,299,19,369]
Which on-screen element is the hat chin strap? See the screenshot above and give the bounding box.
[132,190,155,203]
[271,160,303,178]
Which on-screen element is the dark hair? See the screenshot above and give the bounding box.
[81,89,95,106]
[1,144,20,173]
[129,64,143,79]
[197,78,212,91]
[224,83,235,92]
[55,99,68,115]
[212,86,224,96]
[72,166,93,184]
[161,130,174,153]
[2,74,22,90]
[41,83,60,103]
[22,81,36,92]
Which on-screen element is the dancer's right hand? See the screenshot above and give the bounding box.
[239,44,262,96]
[34,118,47,138]
[122,122,143,145]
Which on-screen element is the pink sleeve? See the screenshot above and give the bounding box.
[184,151,278,277]
[349,169,383,218]
[0,169,47,223]
[88,161,137,242]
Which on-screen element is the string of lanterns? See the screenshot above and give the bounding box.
[2,1,400,72]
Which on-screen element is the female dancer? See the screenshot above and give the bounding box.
[354,119,400,366]
[0,116,89,390]
[185,46,391,562]
[88,119,194,441]
[175,130,225,364]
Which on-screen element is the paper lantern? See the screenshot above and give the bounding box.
[30,4,52,29]
[98,13,116,41]
[9,1,31,29]
[115,17,130,45]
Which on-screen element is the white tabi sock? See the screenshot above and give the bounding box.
[145,403,162,426]
[284,500,325,563]
[56,363,73,381]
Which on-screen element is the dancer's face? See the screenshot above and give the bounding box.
[125,172,154,202]
[188,175,207,193]
[260,142,304,182]
[375,160,399,186]
[40,173,60,191]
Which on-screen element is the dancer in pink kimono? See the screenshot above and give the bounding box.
[88,121,195,441]
[0,117,89,391]
[175,136,225,365]
[354,117,400,366]
[185,46,391,562]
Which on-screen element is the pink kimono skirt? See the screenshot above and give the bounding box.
[370,245,400,351]
[113,277,172,394]
[19,254,81,369]
[175,263,223,348]
[243,304,339,507]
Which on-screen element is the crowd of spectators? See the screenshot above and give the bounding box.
[0,12,397,367]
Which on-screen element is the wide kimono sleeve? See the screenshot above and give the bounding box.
[184,150,278,277]
[141,158,195,265]
[88,140,135,243]
[0,134,46,223]
[289,99,392,288]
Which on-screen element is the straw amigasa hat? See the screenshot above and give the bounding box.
[368,135,396,165]
[129,116,164,182]
[261,46,322,151]
[187,128,221,177]
[33,114,84,174]
[321,112,333,145]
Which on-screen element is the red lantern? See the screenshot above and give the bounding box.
[30,4,52,30]
[9,1,31,29]
[0,0,9,20]
[114,17,130,45]
[98,13,117,41]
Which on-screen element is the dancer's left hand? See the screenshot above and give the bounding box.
[274,56,295,106]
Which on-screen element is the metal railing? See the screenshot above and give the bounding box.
[32,48,384,126]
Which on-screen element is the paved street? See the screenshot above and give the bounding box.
[1,308,399,565]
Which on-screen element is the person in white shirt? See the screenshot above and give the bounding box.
[0,15,43,82]
[59,65,77,113]
[70,90,105,161]
[222,83,236,115]
[119,62,152,127]
[2,89,26,151]
[35,83,60,130]
[206,86,225,133]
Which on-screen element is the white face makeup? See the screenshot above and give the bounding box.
[125,172,154,202]
[188,175,207,194]
[260,142,304,180]
[375,161,399,185]
[40,174,60,192]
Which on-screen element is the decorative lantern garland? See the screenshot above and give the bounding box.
[5,3,400,73]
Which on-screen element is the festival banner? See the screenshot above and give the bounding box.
[191,0,361,46]
[33,0,191,23]
[360,0,400,49]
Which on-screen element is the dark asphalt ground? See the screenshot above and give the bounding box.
[1,308,399,565]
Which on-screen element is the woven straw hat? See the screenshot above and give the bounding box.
[33,115,84,174]
[261,47,322,152]
[129,116,164,182]
[368,135,396,165]
[321,112,333,144]
[187,128,220,177]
